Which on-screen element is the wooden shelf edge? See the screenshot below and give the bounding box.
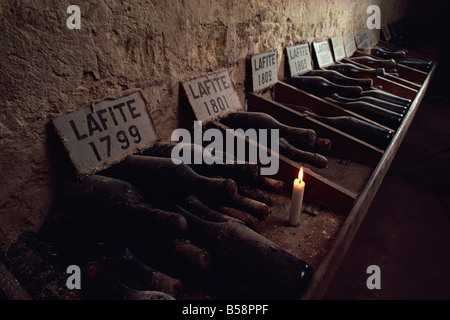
[381,73,422,90]
[372,75,418,100]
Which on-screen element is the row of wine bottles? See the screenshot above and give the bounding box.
[362,46,433,72]
[220,111,330,168]
[288,34,434,145]
[227,38,431,155]
[58,146,314,299]
[281,102,393,150]
[280,46,431,148]
[283,70,408,148]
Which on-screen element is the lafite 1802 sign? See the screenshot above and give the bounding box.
[251,51,278,92]
[53,91,158,176]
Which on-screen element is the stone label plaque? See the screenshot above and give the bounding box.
[356,30,371,49]
[344,32,357,57]
[313,41,334,68]
[251,51,278,92]
[53,91,158,176]
[331,36,346,61]
[286,44,313,76]
[182,70,243,122]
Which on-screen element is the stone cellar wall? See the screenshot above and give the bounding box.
[0,0,412,251]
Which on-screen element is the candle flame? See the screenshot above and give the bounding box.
[298,167,303,181]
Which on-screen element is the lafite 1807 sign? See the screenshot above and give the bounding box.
[53,91,158,176]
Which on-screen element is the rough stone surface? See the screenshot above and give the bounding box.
[0,0,412,252]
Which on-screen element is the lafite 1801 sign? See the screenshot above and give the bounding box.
[53,91,158,176]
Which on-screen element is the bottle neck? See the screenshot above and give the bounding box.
[175,204,212,233]
[329,64,385,77]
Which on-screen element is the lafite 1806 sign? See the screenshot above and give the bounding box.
[344,32,357,58]
[330,36,346,62]
[53,91,158,176]
[313,41,334,69]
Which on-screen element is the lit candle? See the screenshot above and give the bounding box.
[289,167,305,227]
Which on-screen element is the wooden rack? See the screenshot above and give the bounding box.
[208,34,437,299]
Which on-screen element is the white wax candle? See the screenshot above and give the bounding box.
[289,167,305,227]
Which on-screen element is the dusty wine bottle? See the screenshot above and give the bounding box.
[124,224,212,277]
[254,176,286,194]
[237,184,276,206]
[175,205,313,298]
[221,111,317,148]
[241,113,329,167]
[325,96,403,129]
[386,68,399,74]
[227,193,271,220]
[81,260,175,300]
[216,206,261,230]
[4,231,77,300]
[278,138,328,168]
[193,189,271,221]
[345,56,397,69]
[305,69,373,89]
[398,58,432,72]
[168,238,212,273]
[361,90,412,107]
[180,194,245,224]
[142,142,259,185]
[328,93,407,115]
[62,174,188,236]
[286,76,363,97]
[100,155,238,206]
[116,246,183,297]
[119,286,176,300]
[327,63,385,78]
[369,46,407,59]
[385,70,400,77]
[283,103,393,149]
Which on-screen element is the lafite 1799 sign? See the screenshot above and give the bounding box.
[53,91,158,176]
